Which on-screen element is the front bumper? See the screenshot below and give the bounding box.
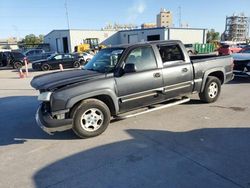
[35,105,72,135]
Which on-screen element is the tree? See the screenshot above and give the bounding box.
[206,29,220,43]
[22,34,44,45]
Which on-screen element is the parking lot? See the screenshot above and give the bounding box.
[0,67,250,188]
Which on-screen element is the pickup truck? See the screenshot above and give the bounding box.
[31,40,234,138]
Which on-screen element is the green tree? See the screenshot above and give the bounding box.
[22,34,44,45]
[207,29,220,43]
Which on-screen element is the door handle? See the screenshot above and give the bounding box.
[182,68,188,72]
[153,72,161,78]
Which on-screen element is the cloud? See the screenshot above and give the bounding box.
[127,0,146,23]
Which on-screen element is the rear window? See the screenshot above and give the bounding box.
[158,44,184,63]
[12,52,25,58]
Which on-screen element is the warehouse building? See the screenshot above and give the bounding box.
[44,27,207,53]
[44,29,119,53]
[119,27,207,44]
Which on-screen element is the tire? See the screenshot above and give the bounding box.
[41,64,50,71]
[13,61,23,69]
[73,61,80,68]
[199,76,221,103]
[72,99,111,138]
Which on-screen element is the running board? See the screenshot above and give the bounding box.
[116,97,190,120]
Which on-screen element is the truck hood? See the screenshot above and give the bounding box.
[31,69,105,91]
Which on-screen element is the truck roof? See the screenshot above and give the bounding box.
[109,40,183,49]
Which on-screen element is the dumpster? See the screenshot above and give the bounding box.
[194,43,215,54]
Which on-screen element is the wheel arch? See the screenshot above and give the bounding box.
[201,68,225,92]
[66,90,119,117]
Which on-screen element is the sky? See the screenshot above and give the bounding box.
[0,0,249,39]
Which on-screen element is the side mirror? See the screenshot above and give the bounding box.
[124,63,137,73]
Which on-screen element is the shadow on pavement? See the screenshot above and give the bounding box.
[228,76,250,84]
[33,128,250,188]
[0,96,77,146]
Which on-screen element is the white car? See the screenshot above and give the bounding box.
[81,52,94,64]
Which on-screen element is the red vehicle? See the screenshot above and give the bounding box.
[218,44,242,55]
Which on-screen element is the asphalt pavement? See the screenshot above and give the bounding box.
[0,68,250,188]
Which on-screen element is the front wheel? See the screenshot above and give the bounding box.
[199,76,221,103]
[72,99,111,138]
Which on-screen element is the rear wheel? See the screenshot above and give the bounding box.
[41,64,50,71]
[199,76,221,103]
[13,61,22,69]
[72,99,111,138]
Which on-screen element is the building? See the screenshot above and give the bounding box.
[223,14,250,42]
[45,27,207,52]
[0,37,19,51]
[119,27,207,45]
[44,29,119,53]
[141,23,157,29]
[157,8,173,27]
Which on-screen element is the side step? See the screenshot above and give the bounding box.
[116,97,190,120]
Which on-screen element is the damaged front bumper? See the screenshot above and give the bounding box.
[35,104,72,135]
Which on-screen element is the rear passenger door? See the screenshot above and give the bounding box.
[158,44,194,98]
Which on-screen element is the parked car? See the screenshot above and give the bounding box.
[239,47,250,53]
[73,52,94,65]
[31,40,234,138]
[218,44,242,55]
[232,52,250,77]
[24,49,54,62]
[32,53,82,71]
[0,52,8,67]
[0,51,27,69]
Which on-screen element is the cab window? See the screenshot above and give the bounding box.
[125,46,157,72]
[158,44,184,63]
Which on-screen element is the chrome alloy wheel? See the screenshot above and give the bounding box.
[80,108,104,132]
[208,82,218,98]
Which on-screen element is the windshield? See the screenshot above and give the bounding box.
[84,48,124,73]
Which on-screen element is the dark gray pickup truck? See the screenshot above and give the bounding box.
[31,40,234,138]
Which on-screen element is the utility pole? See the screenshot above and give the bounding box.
[65,0,70,29]
[178,6,182,28]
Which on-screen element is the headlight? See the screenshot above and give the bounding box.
[38,92,52,101]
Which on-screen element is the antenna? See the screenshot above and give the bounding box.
[178,6,182,27]
[65,0,70,29]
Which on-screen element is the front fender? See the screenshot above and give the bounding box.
[65,89,119,114]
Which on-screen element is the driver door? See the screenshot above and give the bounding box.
[115,46,164,113]
[50,54,63,69]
